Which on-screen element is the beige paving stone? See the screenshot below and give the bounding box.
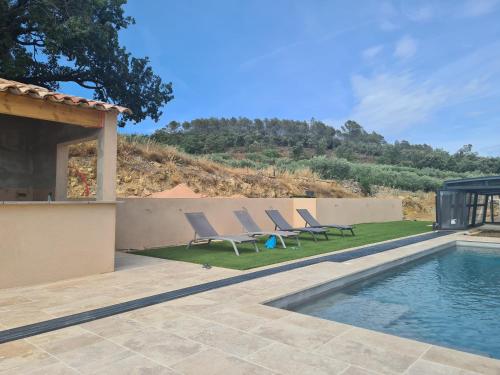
[113,282,171,296]
[97,286,167,301]
[316,336,419,374]
[110,326,205,366]
[27,328,102,355]
[55,339,133,374]
[423,346,500,375]
[42,295,122,317]
[216,360,277,375]
[280,312,352,337]
[0,254,241,329]
[162,295,221,315]
[201,286,254,302]
[0,309,55,329]
[26,326,97,348]
[237,303,291,320]
[20,361,79,374]
[3,235,499,375]
[172,348,275,375]
[250,278,323,300]
[90,353,176,374]
[4,297,75,312]
[250,316,338,350]
[159,315,221,338]
[80,315,146,338]
[0,341,58,374]
[0,296,32,309]
[204,308,275,331]
[120,304,181,327]
[187,324,273,358]
[236,276,307,293]
[340,365,383,374]
[342,327,430,357]
[247,342,349,375]
[164,301,230,318]
[405,359,482,375]
[115,251,170,270]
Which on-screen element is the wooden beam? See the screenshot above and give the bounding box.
[0,92,104,128]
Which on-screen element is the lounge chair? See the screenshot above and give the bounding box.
[233,210,300,248]
[265,209,329,241]
[296,208,355,236]
[184,212,259,256]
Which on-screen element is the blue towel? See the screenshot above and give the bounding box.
[265,235,277,249]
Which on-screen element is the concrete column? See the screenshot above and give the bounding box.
[55,143,69,201]
[96,112,118,201]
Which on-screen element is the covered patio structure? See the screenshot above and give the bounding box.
[436,176,500,230]
[0,78,129,288]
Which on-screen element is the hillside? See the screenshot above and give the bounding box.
[68,137,355,199]
[68,137,435,220]
[150,118,499,194]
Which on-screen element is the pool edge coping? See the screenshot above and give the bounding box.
[265,240,456,310]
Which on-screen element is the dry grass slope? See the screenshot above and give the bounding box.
[67,136,435,220]
[68,137,356,199]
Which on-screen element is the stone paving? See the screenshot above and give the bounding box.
[1,233,500,374]
[0,252,240,330]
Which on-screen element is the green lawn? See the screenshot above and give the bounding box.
[132,221,433,270]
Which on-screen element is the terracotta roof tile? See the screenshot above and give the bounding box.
[0,78,131,114]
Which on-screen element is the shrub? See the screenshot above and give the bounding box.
[309,157,352,180]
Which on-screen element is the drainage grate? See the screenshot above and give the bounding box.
[0,231,453,344]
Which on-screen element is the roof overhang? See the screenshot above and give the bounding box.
[0,92,106,128]
[441,176,500,195]
[0,78,130,128]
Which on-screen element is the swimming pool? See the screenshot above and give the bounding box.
[291,242,500,359]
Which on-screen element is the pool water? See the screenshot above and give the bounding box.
[292,243,500,358]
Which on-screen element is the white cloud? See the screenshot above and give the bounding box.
[380,2,435,27]
[349,73,448,133]
[346,43,500,134]
[394,36,417,59]
[362,45,384,59]
[460,0,499,17]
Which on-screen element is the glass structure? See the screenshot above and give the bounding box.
[436,176,500,230]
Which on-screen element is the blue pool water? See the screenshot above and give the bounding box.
[293,243,500,358]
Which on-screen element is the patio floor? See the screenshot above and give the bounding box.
[1,233,500,374]
[0,252,240,331]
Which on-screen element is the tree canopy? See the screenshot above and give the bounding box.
[151,117,500,176]
[0,0,173,125]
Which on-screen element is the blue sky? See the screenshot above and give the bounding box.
[65,0,500,155]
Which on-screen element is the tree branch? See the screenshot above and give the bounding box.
[75,81,101,90]
[16,38,45,47]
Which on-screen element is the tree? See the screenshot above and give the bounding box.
[341,120,365,141]
[455,144,474,157]
[0,0,173,126]
[167,121,181,133]
[291,143,304,160]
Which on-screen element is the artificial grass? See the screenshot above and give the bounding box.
[132,221,433,270]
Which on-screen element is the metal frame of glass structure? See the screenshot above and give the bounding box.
[436,176,500,230]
